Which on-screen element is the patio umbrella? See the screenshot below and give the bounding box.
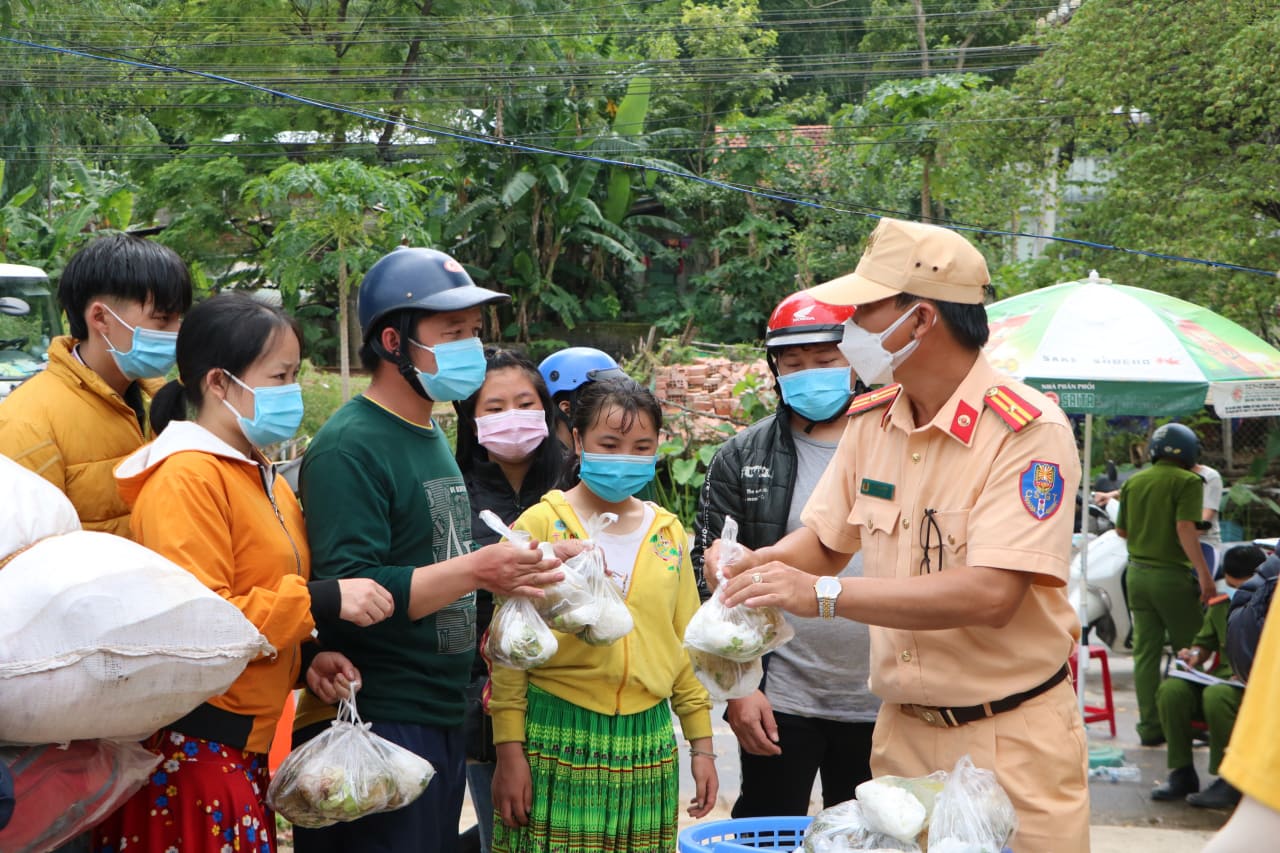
[984,271,1280,711]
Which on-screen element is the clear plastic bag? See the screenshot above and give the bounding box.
[855,772,947,844]
[802,799,922,853]
[687,647,762,701]
[480,509,603,634]
[683,517,794,663]
[0,739,160,853]
[576,517,634,645]
[268,686,436,828]
[925,756,1017,853]
[486,595,559,669]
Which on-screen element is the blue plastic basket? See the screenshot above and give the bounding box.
[678,817,812,852]
[677,815,1014,853]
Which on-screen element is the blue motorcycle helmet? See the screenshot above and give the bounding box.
[538,347,629,434]
[358,247,508,399]
[1148,422,1200,467]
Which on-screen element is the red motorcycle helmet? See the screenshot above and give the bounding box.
[765,291,855,350]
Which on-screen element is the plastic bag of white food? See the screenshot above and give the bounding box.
[268,686,436,828]
[687,647,762,701]
[683,517,793,662]
[487,595,558,669]
[802,800,921,853]
[925,756,1017,853]
[0,530,273,744]
[576,520,634,645]
[855,772,947,844]
[0,453,80,559]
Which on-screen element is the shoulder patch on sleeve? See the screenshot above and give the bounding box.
[846,383,901,418]
[984,385,1042,432]
[1019,460,1065,520]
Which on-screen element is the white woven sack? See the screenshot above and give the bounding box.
[0,454,80,559]
[0,530,273,745]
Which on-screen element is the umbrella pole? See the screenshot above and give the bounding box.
[1077,413,1093,715]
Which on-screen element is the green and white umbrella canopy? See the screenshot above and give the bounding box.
[985,273,1280,416]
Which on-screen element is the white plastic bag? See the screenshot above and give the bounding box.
[802,800,921,853]
[0,739,160,853]
[0,530,273,744]
[687,647,762,701]
[855,773,947,844]
[268,686,436,828]
[925,756,1017,853]
[683,517,794,662]
[0,454,80,560]
[487,596,559,669]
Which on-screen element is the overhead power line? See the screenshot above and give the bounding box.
[1,34,1273,281]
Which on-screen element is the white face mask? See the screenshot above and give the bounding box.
[837,303,928,386]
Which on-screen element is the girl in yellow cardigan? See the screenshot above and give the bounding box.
[490,378,716,853]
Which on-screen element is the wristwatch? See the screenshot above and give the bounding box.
[814,576,842,619]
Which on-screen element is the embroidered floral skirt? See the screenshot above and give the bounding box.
[92,730,276,853]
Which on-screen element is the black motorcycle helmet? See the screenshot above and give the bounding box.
[358,247,508,398]
[1148,422,1200,467]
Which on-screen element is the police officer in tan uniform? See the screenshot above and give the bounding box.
[711,218,1089,853]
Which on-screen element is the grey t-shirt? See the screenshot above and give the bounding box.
[763,429,880,723]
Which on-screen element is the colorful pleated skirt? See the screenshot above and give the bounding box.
[92,730,276,853]
[491,685,678,853]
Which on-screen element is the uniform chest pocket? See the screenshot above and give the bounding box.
[919,508,970,574]
[849,498,901,577]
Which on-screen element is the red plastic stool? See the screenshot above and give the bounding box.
[1068,644,1116,737]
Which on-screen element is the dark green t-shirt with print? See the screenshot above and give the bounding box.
[301,395,476,728]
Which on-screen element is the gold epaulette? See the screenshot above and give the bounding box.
[846,384,902,417]
[983,385,1041,432]
[1208,593,1229,607]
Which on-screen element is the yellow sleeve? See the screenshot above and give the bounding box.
[131,460,315,653]
[669,528,712,741]
[1220,601,1280,809]
[0,416,65,493]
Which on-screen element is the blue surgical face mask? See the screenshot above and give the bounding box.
[777,366,854,422]
[410,336,487,402]
[1225,586,1238,602]
[579,452,658,504]
[101,303,178,380]
[223,372,304,448]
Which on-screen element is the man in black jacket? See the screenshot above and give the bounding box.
[1228,548,1279,683]
[693,291,877,817]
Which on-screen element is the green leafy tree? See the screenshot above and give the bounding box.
[243,158,431,395]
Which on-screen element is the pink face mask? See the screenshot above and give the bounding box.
[476,408,549,462]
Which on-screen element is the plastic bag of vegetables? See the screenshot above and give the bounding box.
[486,596,558,669]
[268,685,436,828]
[683,517,794,663]
[802,800,921,853]
[686,647,762,701]
[480,509,602,634]
[574,513,635,646]
[925,756,1017,853]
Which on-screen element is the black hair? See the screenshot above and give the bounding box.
[150,293,300,434]
[455,347,564,478]
[894,288,994,350]
[571,377,663,443]
[59,233,193,340]
[1222,544,1267,580]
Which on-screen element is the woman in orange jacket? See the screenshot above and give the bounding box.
[95,294,394,853]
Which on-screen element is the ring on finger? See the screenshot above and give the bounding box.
[751,572,763,584]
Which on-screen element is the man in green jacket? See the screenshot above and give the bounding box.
[1116,422,1216,746]
[1152,544,1265,807]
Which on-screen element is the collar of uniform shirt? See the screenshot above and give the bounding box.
[884,352,1000,446]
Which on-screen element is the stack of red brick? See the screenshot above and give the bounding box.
[653,357,776,439]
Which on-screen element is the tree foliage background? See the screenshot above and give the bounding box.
[2,0,1278,352]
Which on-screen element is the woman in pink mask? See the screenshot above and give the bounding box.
[453,347,569,853]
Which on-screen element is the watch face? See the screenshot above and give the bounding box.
[815,576,841,598]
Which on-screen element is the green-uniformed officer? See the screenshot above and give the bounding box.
[1153,544,1265,808]
[1116,422,1216,745]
